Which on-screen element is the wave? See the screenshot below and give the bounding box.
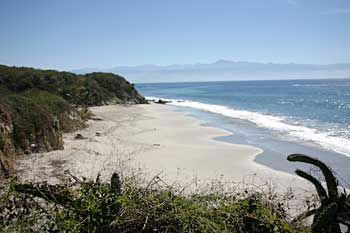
[292,84,329,87]
[147,96,350,157]
[292,83,350,88]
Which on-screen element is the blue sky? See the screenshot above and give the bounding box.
[0,0,349,70]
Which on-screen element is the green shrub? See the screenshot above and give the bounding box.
[0,174,310,233]
[0,65,147,106]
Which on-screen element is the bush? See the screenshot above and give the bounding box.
[0,174,310,233]
[0,65,147,106]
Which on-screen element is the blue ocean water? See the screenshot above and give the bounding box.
[136,79,350,159]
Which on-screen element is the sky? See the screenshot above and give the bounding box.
[0,0,350,70]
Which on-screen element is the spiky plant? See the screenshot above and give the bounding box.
[287,154,350,233]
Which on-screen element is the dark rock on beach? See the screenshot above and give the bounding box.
[156,99,171,104]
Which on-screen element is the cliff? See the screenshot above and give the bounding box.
[0,65,147,177]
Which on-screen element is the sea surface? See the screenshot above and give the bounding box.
[136,79,350,182]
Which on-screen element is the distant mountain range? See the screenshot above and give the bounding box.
[70,60,350,83]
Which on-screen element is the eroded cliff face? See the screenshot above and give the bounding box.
[0,99,85,177]
[0,104,15,176]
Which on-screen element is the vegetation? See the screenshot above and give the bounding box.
[288,154,350,233]
[0,65,147,177]
[0,172,310,233]
[1,65,348,232]
[1,153,348,232]
[0,65,147,106]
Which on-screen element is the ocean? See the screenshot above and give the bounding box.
[136,79,350,181]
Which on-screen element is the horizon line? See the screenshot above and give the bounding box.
[134,77,350,84]
[3,59,350,73]
[71,59,350,71]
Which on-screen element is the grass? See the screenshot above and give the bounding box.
[22,89,72,116]
[0,174,311,233]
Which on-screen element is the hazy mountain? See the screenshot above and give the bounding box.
[71,60,350,83]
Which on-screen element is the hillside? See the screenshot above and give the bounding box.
[0,65,147,177]
[0,65,147,105]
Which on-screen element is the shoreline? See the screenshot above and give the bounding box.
[17,103,312,195]
[173,105,350,185]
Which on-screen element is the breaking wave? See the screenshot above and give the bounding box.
[147,96,350,157]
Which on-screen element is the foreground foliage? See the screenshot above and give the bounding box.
[288,154,350,233]
[0,173,310,233]
[2,153,348,232]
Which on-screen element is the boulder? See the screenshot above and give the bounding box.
[74,134,85,140]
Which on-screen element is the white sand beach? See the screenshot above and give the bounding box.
[17,104,312,197]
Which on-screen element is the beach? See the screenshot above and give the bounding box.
[17,103,312,196]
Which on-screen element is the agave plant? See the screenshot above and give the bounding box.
[287,154,350,233]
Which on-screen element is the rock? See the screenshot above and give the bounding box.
[95,132,101,136]
[153,143,161,146]
[0,154,11,178]
[156,99,171,104]
[74,134,85,140]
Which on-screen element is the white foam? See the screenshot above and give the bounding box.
[146,96,350,157]
[292,84,329,87]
